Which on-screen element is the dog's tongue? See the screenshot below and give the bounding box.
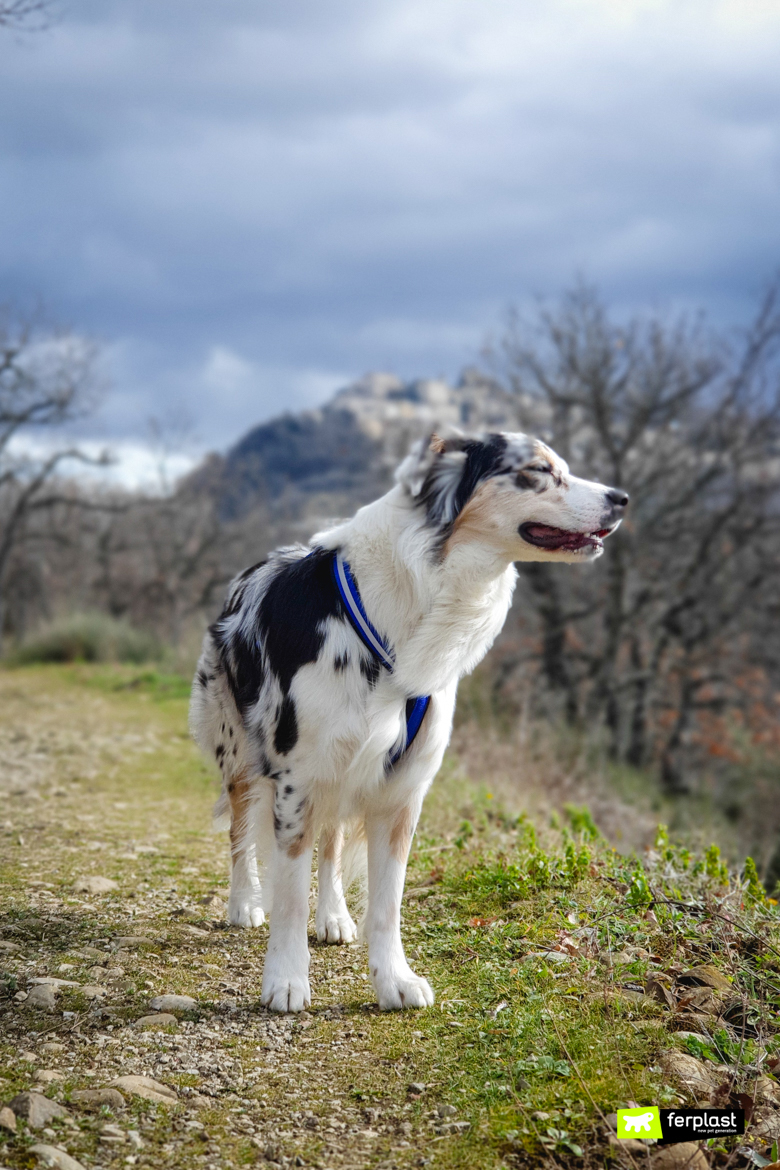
[524,524,593,550]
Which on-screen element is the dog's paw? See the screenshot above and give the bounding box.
[260,969,311,1013]
[227,890,265,929]
[374,970,435,1011]
[315,905,357,945]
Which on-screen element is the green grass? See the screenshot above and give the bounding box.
[400,809,780,1164]
[1,665,779,1169]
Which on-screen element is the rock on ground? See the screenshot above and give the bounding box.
[29,1144,87,1170]
[73,876,118,894]
[0,1104,17,1132]
[24,984,57,1011]
[109,1075,177,1105]
[149,993,196,1012]
[652,1143,709,1170]
[70,1088,125,1110]
[659,1051,720,1096]
[8,1091,70,1128]
[134,1012,178,1028]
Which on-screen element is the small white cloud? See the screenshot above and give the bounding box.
[203,345,257,394]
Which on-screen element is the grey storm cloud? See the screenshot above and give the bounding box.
[1,0,780,461]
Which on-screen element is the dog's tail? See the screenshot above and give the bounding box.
[340,818,368,895]
[339,818,368,935]
[212,789,231,833]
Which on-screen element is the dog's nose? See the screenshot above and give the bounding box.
[606,488,629,508]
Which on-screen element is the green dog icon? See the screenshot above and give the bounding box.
[617,1107,662,1140]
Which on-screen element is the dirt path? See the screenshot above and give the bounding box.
[0,667,465,1170]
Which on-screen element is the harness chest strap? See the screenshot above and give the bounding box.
[332,551,430,767]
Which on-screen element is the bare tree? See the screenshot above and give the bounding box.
[0,312,105,639]
[494,282,780,792]
[0,0,54,29]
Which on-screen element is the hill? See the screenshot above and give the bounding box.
[189,369,521,522]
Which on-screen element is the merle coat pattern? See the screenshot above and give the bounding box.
[190,431,628,1012]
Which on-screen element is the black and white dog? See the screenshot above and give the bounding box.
[190,432,628,1012]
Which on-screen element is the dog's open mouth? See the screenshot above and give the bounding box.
[519,523,614,552]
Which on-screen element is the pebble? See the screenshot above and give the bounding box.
[8,1091,71,1129]
[436,1104,457,1118]
[149,993,197,1013]
[29,977,80,989]
[35,1070,65,1084]
[134,1013,178,1029]
[0,1105,17,1132]
[652,1143,709,1170]
[74,947,110,961]
[112,935,152,949]
[73,876,118,894]
[407,1082,426,1095]
[660,1051,720,1093]
[25,984,57,1011]
[524,950,568,963]
[70,1088,125,1111]
[0,940,20,953]
[110,1075,178,1105]
[678,964,732,992]
[756,1075,780,1106]
[99,1122,126,1144]
[29,1145,87,1170]
[200,895,224,911]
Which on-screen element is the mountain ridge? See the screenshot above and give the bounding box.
[190,368,522,522]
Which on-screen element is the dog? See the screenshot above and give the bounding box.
[189,430,628,1012]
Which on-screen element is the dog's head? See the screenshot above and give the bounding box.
[396,431,628,563]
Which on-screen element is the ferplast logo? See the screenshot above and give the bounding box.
[616,1107,663,1140]
[616,1107,745,1143]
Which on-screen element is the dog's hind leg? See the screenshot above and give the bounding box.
[226,771,268,928]
[315,824,357,944]
[365,797,434,1011]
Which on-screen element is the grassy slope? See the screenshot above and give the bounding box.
[0,665,779,1170]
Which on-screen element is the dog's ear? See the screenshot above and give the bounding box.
[396,431,469,524]
[396,432,464,498]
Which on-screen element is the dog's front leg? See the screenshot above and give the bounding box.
[260,788,313,1013]
[365,800,434,1010]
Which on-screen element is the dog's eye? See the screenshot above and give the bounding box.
[526,464,551,474]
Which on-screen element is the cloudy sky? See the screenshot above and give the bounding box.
[2,0,780,479]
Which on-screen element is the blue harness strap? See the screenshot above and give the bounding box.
[332,550,430,767]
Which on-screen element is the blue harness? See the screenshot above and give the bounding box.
[332,551,430,768]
